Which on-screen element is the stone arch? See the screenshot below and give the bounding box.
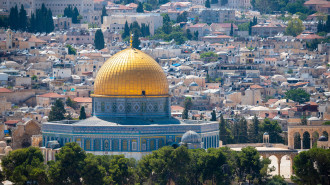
[268,155,280,176]
[302,131,311,149]
[312,131,319,148]
[293,132,301,149]
[280,155,291,178]
[321,131,328,139]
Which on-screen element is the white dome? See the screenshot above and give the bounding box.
[181,130,201,143]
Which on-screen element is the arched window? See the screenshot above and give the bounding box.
[142,139,147,151]
[150,139,156,150]
[104,140,109,151]
[85,139,91,150]
[112,139,119,151]
[94,139,101,151]
[158,139,164,149]
[122,140,128,151]
[132,139,137,151]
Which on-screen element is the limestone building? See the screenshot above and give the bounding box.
[42,48,219,160]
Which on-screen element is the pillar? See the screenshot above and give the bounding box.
[277,156,281,176]
[300,137,303,149]
[290,156,294,175]
[310,137,313,149]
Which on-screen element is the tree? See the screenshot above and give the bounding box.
[9,5,19,30]
[230,23,234,36]
[238,117,248,143]
[301,112,307,125]
[48,99,66,121]
[137,2,144,13]
[292,148,330,185]
[46,8,54,33]
[81,154,106,185]
[122,21,130,39]
[132,29,141,49]
[219,114,232,145]
[162,14,172,34]
[182,97,192,119]
[205,0,211,8]
[94,29,105,50]
[2,147,48,184]
[48,142,87,184]
[237,146,271,184]
[66,97,77,109]
[18,5,27,31]
[186,29,192,40]
[73,7,80,24]
[200,51,218,62]
[176,11,188,23]
[101,5,108,24]
[285,89,310,104]
[66,44,77,55]
[249,115,260,143]
[29,13,36,32]
[286,18,305,37]
[259,119,283,143]
[79,106,86,120]
[193,30,199,40]
[210,110,217,121]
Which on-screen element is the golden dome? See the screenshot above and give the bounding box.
[92,48,169,98]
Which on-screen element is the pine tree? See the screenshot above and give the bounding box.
[132,29,141,49]
[122,21,130,39]
[210,110,217,121]
[182,97,192,119]
[29,13,36,32]
[219,114,227,144]
[249,115,260,143]
[79,106,86,120]
[137,2,144,13]
[101,5,108,24]
[205,0,211,8]
[186,29,192,40]
[9,5,19,30]
[230,23,233,36]
[94,29,105,50]
[18,5,27,31]
[48,99,66,121]
[46,8,54,33]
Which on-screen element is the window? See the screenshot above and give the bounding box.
[112,139,119,151]
[122,140,128,151]
[94,139,101,151]
[85,139,91,150]
[142,139,146,151]
[132,139,137,150]
[150,139,155,150]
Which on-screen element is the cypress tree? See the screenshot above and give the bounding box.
[205,0,211,8]
[29,13,36,32]
[9,5,19,30]
[146,25,150,36]
[230,23,233,36]
[94,29,105,50]
[219,114,227,144]
[239,117,248,143]
[79,106,87,120]
[122,21,130,39]
[46,8,54,33]
[249,115,260,143]
[101,5,108,24]
[210,110,217,121]
[186,29,192,40]
[141,23,146,37]
[182,97,192,119]
[73,7,79,23]
[48,99,66,121]
[137,2,144,13]
[18,5,27,31]
[132,29,141,49]
[194,31,199,40]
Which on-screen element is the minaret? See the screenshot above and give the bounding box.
[6,29,13,50]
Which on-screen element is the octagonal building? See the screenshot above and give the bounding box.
[42,48,219,159]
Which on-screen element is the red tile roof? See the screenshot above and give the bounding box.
[38,93,66,98]
[171,105,184,111]
[250,84,263,89]
[0,88,13,93]
[5,120,20,124]
[296,33,324,40]
[189,23,207,28]
[73,97,92,103]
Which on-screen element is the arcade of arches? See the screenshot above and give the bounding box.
[288,125,330,149]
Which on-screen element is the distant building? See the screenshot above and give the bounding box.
[200,9,235,24]
[251,21,286,37]
[102,13,163,35]
[226,0,252,9]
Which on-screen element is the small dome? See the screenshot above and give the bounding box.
[318,135,328,141]
[308,117,319,121]
[181,130,201,143]
[263,132,269,135]
[189,82,198,87]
